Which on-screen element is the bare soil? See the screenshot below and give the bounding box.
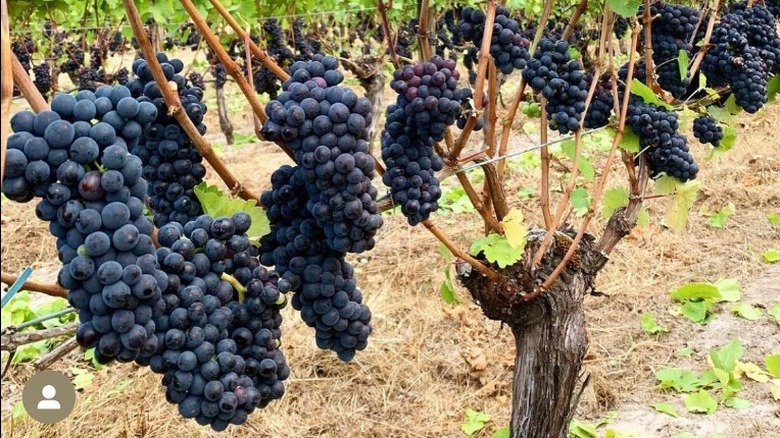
[1,65,779,438]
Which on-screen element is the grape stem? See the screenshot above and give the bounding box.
[10,52,47,112]
[121,0,263,204]
[416,0,434,60]
[687,0,721,80]
[206,0,291,81]
[376,0,400,69]
[1,0,11,187]
[220,273,247,303]
[473,0,497,111]
[1,272,68,299]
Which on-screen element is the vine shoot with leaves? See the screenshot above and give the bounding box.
[1,0,779,437]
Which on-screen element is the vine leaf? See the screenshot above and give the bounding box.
[762,249,780,263]
[194,183,269,242]
[650,402,679,417]
[630,79,674,110]
[766,355,780,379]
[461,409,491,436]
[641,312,667,334]
[439,266,460,305]
[470,234,521,269]
[607,0,642,17]
[768,75,780,103]
[684,389,718,414]
[617,127,640,153]
[570,188,591,217]
[710,338,742,373]
[731,304,762,321]
[656,177,700,231]
[560,140,595,181]
[678,50,690,81]
[769,303,780,326]
[492,427,510,438]
[502,208,527,251]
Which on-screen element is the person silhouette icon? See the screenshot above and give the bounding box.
[37,385,61,410]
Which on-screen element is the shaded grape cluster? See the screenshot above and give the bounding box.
[701,5,777,113]
[456,88,486,132]
[584,75,615,129]
[260,55,383,254]
[381,56,468,225]
[614,16,629,39]
[523,38,589,134]
[457,5,530,74]
[126,52,208,228]
[33,62,52,97]
[138,214,289,431]
[260,165,372,362]
[4,85,166,364]
[641,2,700,98]
[626,97,698,181]
[692,115,723,147]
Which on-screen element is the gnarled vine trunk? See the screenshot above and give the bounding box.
[459,229,605,438]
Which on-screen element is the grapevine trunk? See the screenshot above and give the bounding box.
[458,229,602,438]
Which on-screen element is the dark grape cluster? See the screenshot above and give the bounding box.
[381,56,468,225]
[626,97,698,181]
[263,19,295,68]
[692,115,723,147]
[394,19,417,59]
[641,2,700,99]
[126,52,208,228]
[614,16,629,39]
[584,75,615,129]
[456,88,486,132]
[523,38,589,134]
[701,5,777,113]
[33,62,53,97]
[4,85,167,364]
[260,165,372,362]
[292,18,315,59]
[457,5,530,74]
[77,67,108,92]
[188,72,206,90]
[60,42,85,75]
[11,35,35,71]
[260,56,383,254]
[767,0,780,18]
[136,214,289,431]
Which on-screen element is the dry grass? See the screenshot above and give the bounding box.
[1,71,779,438]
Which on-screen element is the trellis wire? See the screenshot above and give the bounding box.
[1,267,32,308]
[15,307,76,330]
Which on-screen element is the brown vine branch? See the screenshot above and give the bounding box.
[526,14,641,301]
[497,77,527,179]
[473,0,497,111]
[1,272,68,299]
[687,0,721,79]
[206,0,290,81]
[33,336,79,370]
[11,53,48,112]
[642,0,660,92]
[539,98,553,229]
[422,220,501,281]
[562,0,589,41]
[530,0,555,54]
[417,0,433,60]
[1,323,78,351]
[376,0,399,68]
[122,0,262,202]
[1,0,11,187]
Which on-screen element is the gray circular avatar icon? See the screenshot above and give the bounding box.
[22,370,76,423]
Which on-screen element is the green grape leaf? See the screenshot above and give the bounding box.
[470,234,521,269]
[724,94,741,114]
[568,418,599,438]
[670,282,721,301]
[630,79,674,110]
[560,141,595,181]
[685,390,718,414]
[602,187,629,218]
[492,427,510,438]
[762,249,780,263]
[607,0,642,17]
[768,75,780,103]
[708,203,735,228]
[724,397,751,410]
[619,127,641,153]
[656,368,702,393]
[570,188,591,217]
[680,300,715,324]
[650,402,680,417]
[715,278,741,302]
[194,183,269,242]
[440,266,460,305]
[678,49,690,81]
[710,338,742,373]
[766,355,780,379]
[12,401,26,421]
[461,409,491,436]
[731,304,762,321]
[768,212,780,226]
[70,366,94,390]
[707,105,738,125]
[676,347,693,357]
[641,312,667,334]
[769,303,780,326]
[663,179,701,231]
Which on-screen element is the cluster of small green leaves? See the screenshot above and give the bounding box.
[1,292,76,363]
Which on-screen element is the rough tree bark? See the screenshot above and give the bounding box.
[459,228,606,438]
